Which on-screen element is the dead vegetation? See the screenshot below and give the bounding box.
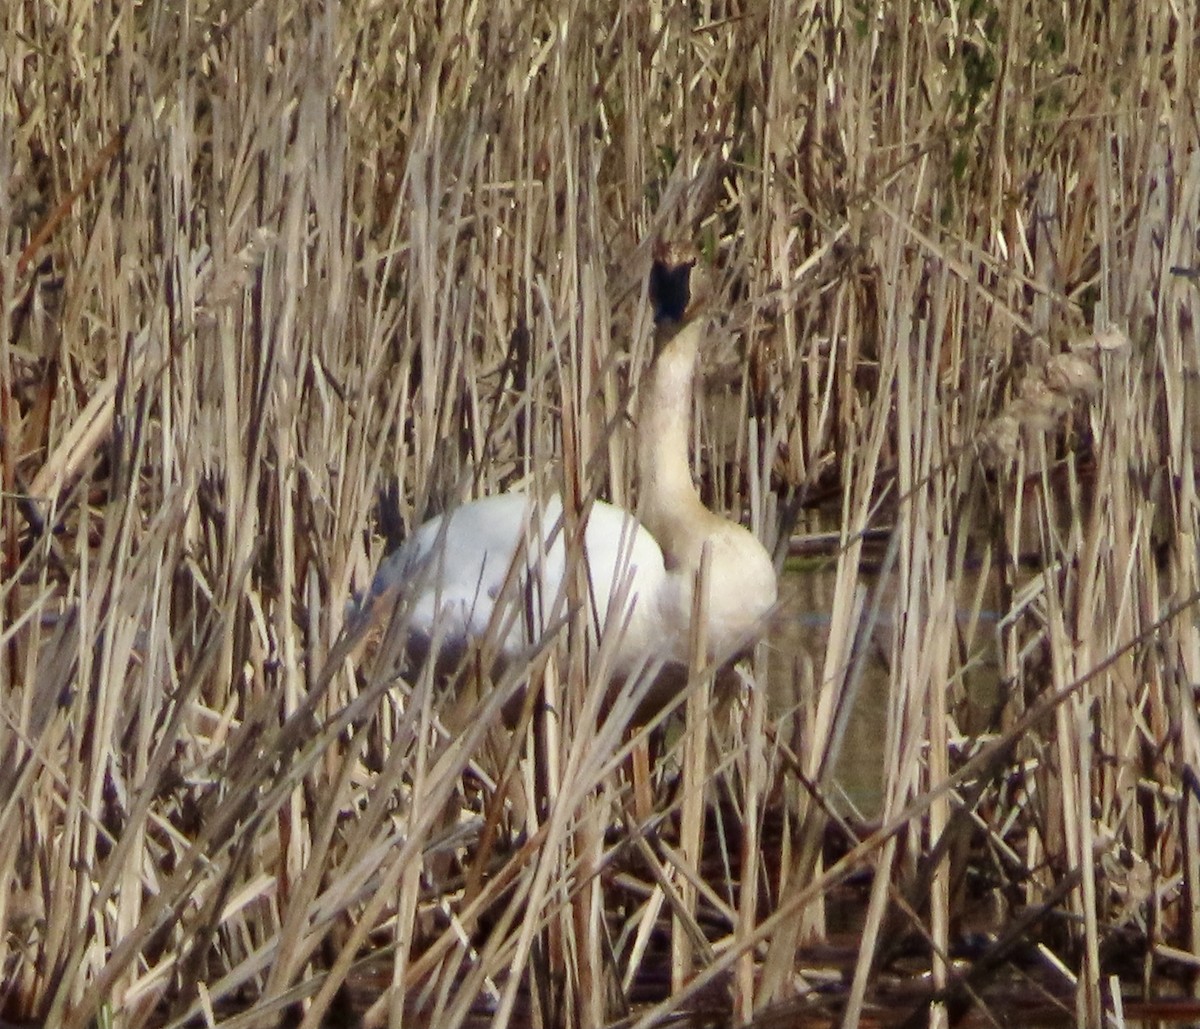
[2,2,1198,1027]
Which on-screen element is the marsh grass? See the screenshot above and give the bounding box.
[2,2,1199,1027]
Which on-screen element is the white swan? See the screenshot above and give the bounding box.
[361,247,777,713]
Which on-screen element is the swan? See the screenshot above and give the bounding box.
[360,246,777,714]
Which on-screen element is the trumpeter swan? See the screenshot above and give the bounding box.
[361,246,777,712]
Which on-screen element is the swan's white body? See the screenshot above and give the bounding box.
[368,491,671,680]
[363,253,777,710]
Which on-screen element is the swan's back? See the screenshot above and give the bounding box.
[366,493,670,678]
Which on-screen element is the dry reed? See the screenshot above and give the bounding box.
[2,2,1198,1028]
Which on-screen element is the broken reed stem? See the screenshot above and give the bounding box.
[673,543,713,993]
[734,652,767,1026]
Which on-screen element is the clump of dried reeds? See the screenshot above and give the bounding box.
[2,3,1198,1028]
[978,326,1130,467]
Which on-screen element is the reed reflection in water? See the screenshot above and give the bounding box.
[770,563,1002,819]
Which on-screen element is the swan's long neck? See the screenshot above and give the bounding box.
[637,317,711,552]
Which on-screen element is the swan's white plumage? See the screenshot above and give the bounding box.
[368,492,670,679]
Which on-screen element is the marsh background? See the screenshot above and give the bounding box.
[2,2,1199,1027]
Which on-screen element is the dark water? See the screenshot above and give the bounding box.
[769,560,1003,817]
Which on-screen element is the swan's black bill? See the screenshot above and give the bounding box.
[649,259,694,323]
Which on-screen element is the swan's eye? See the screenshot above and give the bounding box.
[649,260,692,323]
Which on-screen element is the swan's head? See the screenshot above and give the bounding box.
[649,242,711,329]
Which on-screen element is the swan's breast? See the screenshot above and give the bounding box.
[657,520,777,664]
[704,525,776,657]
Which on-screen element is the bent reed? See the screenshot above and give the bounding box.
[1,3,1197,1028]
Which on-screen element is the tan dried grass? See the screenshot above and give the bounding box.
[2,2,1198,1028]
